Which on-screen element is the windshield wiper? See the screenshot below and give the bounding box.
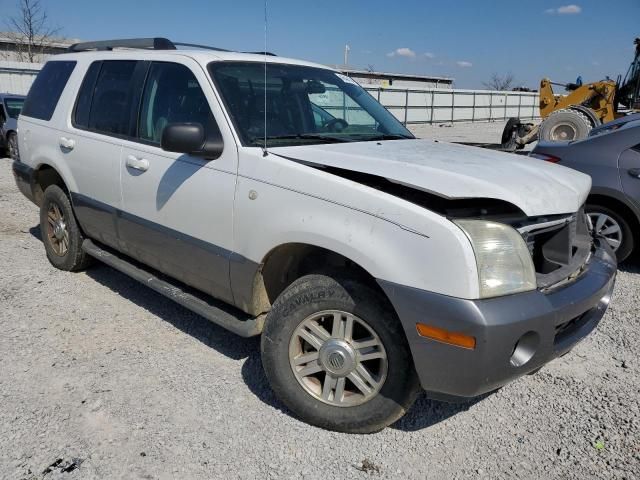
[250,134,353,146]
[363,133,415,141]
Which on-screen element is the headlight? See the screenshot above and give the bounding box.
[455,220,536,298]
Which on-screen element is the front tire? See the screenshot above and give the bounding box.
[538,109,593,142]
[40,185,93,271]
[261,273,419,433]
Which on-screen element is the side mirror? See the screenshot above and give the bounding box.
[161,123,223,160]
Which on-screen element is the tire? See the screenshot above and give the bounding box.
[39,185,93,271]
[538,109,593,142]
[501,117,521,151]
[261,273,420,433]
[586,204,635,263]
[7,132,19,161]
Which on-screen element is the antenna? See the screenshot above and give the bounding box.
[262,0,269,157]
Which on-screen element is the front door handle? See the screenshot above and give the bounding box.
[59,137,75,150]
[629,168,640,179]
[126,155,150,172]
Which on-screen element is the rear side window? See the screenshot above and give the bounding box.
[73,62,102,129]
[86,61,137,136]
[22,61,76,121]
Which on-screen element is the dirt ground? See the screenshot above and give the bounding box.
[1,144,639,479]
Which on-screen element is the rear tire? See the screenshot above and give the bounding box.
[586,204,634,263]
[7,132,19,160]
[40,185,93,271]
[261,273,420,433]
[538,109,593,142]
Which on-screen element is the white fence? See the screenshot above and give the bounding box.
[364,87,540,125]
[0,61,41,95]
[0,61,540,124]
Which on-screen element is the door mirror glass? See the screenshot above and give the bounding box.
[161,122,223,159]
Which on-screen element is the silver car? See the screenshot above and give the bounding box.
[531,114,640,262]
[0,93,25,160]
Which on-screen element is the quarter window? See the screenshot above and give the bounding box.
[22,61,76,121]
[73,62,102,129]
[138,62,215,144]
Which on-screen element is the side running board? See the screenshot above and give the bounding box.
[82,239,264,337]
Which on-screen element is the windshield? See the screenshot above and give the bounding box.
[208,62,414,147]
[4,98,24,119]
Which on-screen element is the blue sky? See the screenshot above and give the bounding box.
[3,0,638,88]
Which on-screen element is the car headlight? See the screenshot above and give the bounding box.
[454,219,536,298]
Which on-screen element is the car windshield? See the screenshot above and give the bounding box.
[208,62,414,147]
[4,98,24,119]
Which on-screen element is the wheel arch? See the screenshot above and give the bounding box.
[235,242,394,318]
[32,163,70,206]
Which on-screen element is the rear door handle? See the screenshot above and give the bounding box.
[59,137,75,150]
[126,155,150,172]
[629,168,640,179]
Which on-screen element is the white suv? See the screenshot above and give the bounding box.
[12,38,616,433]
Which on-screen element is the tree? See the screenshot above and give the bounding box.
[483,72,516,91]
[5,0,60,63]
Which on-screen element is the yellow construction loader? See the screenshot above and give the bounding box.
[502,37,640,150]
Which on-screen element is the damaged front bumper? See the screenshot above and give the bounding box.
[378,239,617,398]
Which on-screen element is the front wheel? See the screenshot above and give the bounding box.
[261,273,420,433]
[587,204,635,262]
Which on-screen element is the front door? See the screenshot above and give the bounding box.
[118,59,237,304]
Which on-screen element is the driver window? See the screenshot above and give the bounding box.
[138,62,215,144]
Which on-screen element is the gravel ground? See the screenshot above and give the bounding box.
[1,148,639,480]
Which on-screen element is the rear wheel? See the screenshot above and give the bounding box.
[538,109,593,142]
[261,273,420,433]
[40,185,93,271]
[586,204,634,262]
[7,132,19,160]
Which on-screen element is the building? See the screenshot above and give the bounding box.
[339,68,453,90]
[0,32,78,63]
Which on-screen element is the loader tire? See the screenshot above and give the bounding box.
[538,109,593,143]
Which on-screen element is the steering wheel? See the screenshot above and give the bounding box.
[322,118,349,133]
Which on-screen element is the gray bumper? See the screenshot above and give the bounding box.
[378,240,617,398]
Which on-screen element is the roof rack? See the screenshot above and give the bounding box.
[244,51,277,56]
[68,37,176,52]
[67,38,274,55]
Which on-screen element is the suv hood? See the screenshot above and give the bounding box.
[269,139,591,217]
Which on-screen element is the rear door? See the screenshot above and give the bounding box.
[619,143,640,204]
[118,57,237,304]
[66,59,146,248]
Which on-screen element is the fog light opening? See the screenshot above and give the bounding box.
[510,331,540,367]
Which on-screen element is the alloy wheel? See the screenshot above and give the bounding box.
[46,202,69,256]
[289,310,388,407]
[588,212,622,251]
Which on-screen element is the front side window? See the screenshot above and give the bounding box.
[22,61,76,121]
[4,98,24,119]
[138,62,216,144]
[87,60,137,136]
[209,62,413,147]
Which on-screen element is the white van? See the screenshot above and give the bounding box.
[12,38,616,433]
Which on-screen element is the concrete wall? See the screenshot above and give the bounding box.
[0,61,41,95]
